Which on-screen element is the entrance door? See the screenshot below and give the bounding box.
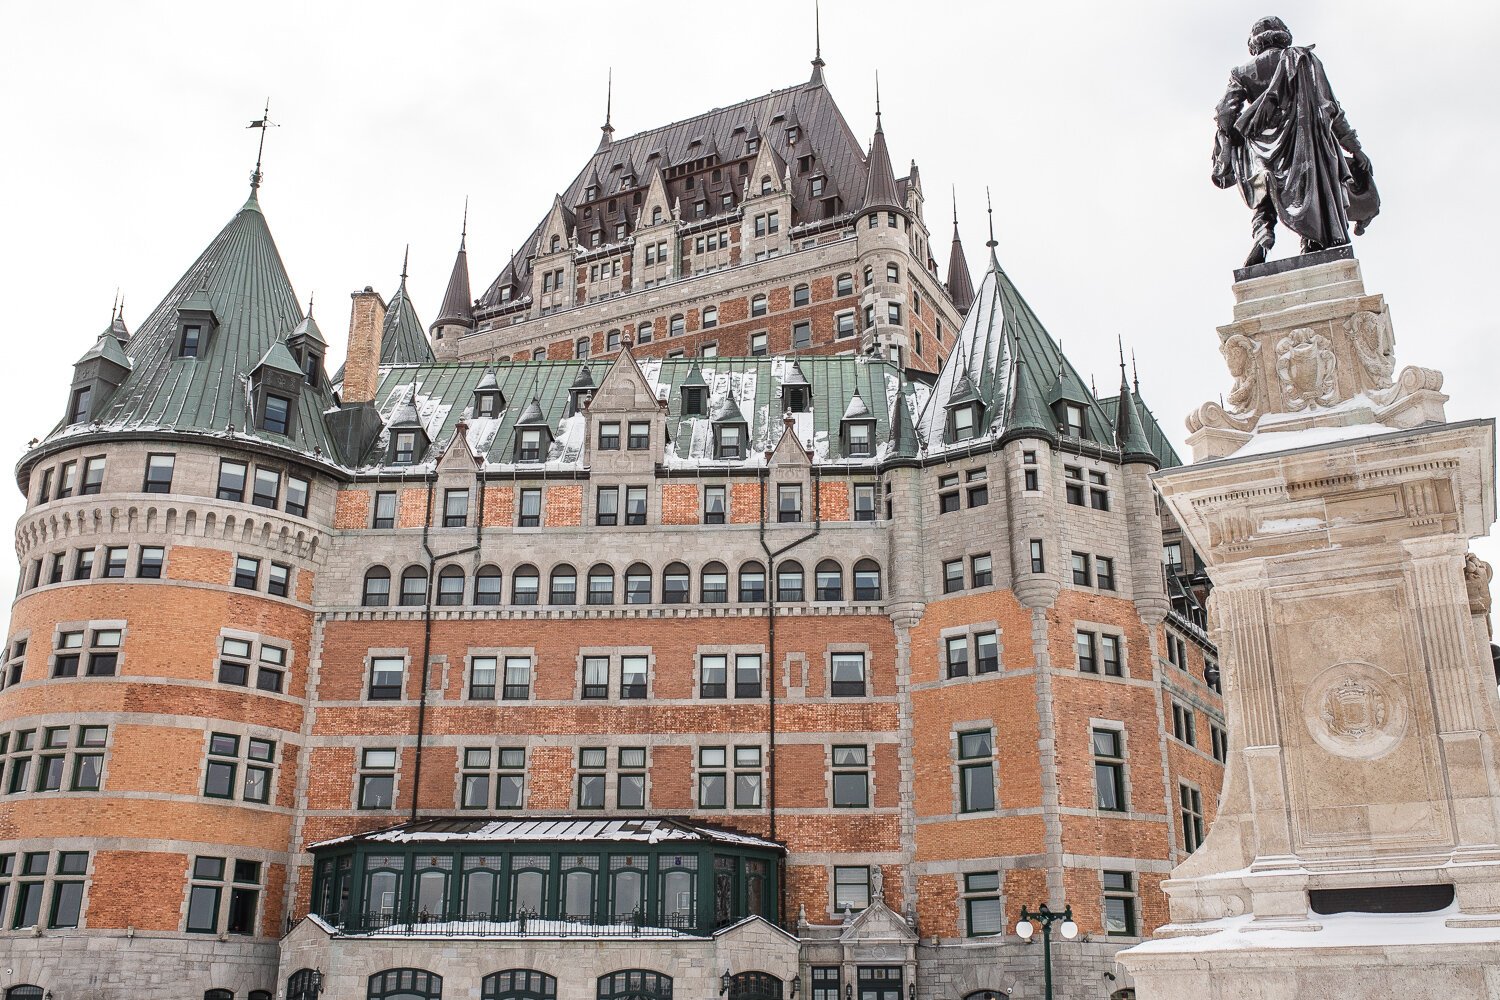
[857,967,903,1000]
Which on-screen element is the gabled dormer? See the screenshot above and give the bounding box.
[471,369,505,418]
[745,137,788,200]
[286,312,327,389]
[1046,371,1093,440]
[513,396,553,463]
[945,371,986,443]
[67,332,131,426]
[175,287,218,359]
[781,361,812,414]
[711,393,750,460]
[386,385,429,465]
[249,342,305,437]
[840,390,876,458]
[680,363,708,417]
[566,365,595,417]
[636,168,674,231]
[536,195,575,260]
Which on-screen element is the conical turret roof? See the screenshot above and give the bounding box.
[435,234,475,331]
[861,115,902,213]
[1112,365,1159,467]
[946,218,976,314]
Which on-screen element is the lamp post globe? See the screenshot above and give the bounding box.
[1060,919,1079,940]
[1015,918,1035,940]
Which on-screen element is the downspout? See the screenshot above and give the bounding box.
[759,450,823,926]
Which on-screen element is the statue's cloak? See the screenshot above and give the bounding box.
[1221,45,1380,247]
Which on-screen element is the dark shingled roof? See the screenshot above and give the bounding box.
[331,273,435,385]
[36,190,338,463]
[478,77,875,312]
[1098,389,1183,470]
[860,114,902,213]
[946,219,976,314]
[435,235,474,330]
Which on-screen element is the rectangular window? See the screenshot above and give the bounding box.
[945,635,969,678]
[1181,783,1205,852]
[1076,631,1097,673]
[1211,723,1229,763]
[967,469,988,507]
[372,490,397,528]
[74,547,94,580]
[52,631,83,678]
[358,748,396,808]
[518,488,542,527]
[975,631,999,674]
[1064,466,1084,506]
[812,968,841,1000]
[836,311,855,339]
[186,856,225,933]
[285,474,309,518]
[777,485,802,523]
[833,865,870,911]
[1089,470,1110,511]
[443,489,469,527]
[853,484,877,521]
[497,748,525,808]
[830,652,866,697]
[1093,728,1127,812]
[57,461,78,499]
[618,747,646,808]
[36,467,53,504]
[267,562,290,598]
[1072,551,1091,586]
[1164,542,1184,574]
[1172,702,1196,746]
[469,656,497,700]
[134,545,165,579]
[102,546,127,579]
[143,454,175,493]
[233,556,260,590]
[582,656,609,699]
[1104,870,1137,936]
[251,467,280,508]
[368,656,404,700]
[1029,539,1045,573]
[461,747,492,808]
[217,460,247,502]
[831,745,869,807]
[627,421,650,450]
[938,473,960,514]
[943,559,965,594]
[698,746,727,808]
[598,421,621,451]
[971,553,993,588]
[625,486,647,525]
[964,871,1002,935]
[80,457,106,495]
[700,654,727,699]
[255,645,285,693]
[1096,556,1116,591]
[1101,634,1122,677]
[959,729,995,811]
[578,748,606,809]
[792,321,811,348]
[750,331,768,356]
[733,654,762,698]
[595,487,619,526]
[703,485,727,525]
[502,656,531,700]
[620,655,648,699]
[86,629,119,676]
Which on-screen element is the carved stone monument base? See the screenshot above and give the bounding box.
[1118,256,1500,999]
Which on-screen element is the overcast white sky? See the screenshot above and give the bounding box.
[1,1,1496,603]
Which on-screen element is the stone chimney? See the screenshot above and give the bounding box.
[342,287,387,405]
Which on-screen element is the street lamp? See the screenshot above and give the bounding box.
[1015,903,1078,1000]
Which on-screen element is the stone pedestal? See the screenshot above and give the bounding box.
[1118,257,1500,999]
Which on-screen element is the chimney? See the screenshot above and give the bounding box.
[343,286,387,405]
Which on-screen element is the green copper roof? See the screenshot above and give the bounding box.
[1109,369,1158,467]
[76,331,131,370]
[332,276,435,384]
[253,340,304,378]
[41,195,338,460]
[1003,358,1056,442]
[1098,390,1182,469]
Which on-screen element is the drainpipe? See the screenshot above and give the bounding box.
[758,443,823,926]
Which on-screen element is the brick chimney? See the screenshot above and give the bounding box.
[342,287,387,405]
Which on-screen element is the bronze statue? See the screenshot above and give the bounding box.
[1213,16,1379,267]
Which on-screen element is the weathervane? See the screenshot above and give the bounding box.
[247,98,278,194]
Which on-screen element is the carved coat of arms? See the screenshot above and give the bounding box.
[1276,327,1339,410]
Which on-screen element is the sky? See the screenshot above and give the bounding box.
[1,0,1496,603]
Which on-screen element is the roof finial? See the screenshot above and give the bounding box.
[985,186,997,250]
[1131,349,1140,394]
[246,98,277,196]
[112,288,120,320]
[951,186,958,228]
[814,0,824,65]
[460,197,469,251]
[874,71,882,129]
[598,69,615,149]
[307,291,315,317]
[400,243,410,285]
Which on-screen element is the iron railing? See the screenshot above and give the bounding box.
[309,909,706,938]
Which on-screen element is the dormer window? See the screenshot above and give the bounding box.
[474,391,503,418]
[761,176,773,196]
[262,395,291,435]
[517,429,543,462]
[499,287,513,303]
[393,431,417,464]
[845,421,874,457]
[179,324,202,358]
[585,185,598,200]
[747,137,760,153]
[786,126,800,143]
[302,353,320,387]
[69,386,92,425]
[1063,403,1085,438]
[951,404,981,442]
[683,387,706,416]
[715,424,744,459]
[651,207,663,226]
[811,176,825,197]
[550,235,561,253]
[784,386,811,413]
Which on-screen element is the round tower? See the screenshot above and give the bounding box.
[0,187,341,998]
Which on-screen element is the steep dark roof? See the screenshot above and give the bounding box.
[331,274,434,384]
[435,236,474,330]
[478,77,871,311]
[36,191,337,462]
[1098,390,1183,469]
[860,115,902,213]
[946,221,976,314]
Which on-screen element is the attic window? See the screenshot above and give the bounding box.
[747,137,760,153]
[392,431,418,464]
[683,387,706,417]
[846,422,874,457]
[651,207,663,226]
[302,352,320,387]
[786,126,800,143]
[179,324,202,358]
[499,288,512,303]
[811,176,825,197]
[474,391,503,418]
[68,386,92,425]
[760,176,773,196]
[585,185,598,200]
[784,386,811,413]
[517,429,543,462]
[550,235,561,253]
[1063,403,1086,438]
[715,424,744,460]
[951,404,981,443]
[262,395,291,435]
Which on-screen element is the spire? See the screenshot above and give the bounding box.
[1114,336,1157,467]
[946,188,976,314]
[598,69,615,151]
[985,186,998,255]
[435,202,475,332]
[860,80,901,213]
[1131,349,1140,395]
[809,0,826,86]
[400,243,410,287]
[245,99,276,205]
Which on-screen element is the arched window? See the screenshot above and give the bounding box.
[760,175,773,195]
[587,564,615,605]
[815,560,843,601]
[637,320,654,344]
[625,563,653,604]
[5,987,43,1000]
[399,566,428,606]
[250,992,272,1000]
[512,564,540,605]
[368,968,443,999]
[550,235,561,253]
[436,565,465,606]
[663,562,690,604]
[483,969,558,1000]
[728,973,784,1000]
[751,293,768,317]
[363,566,391,606]
[703,306,718,329]
[739,562,766,602]
[205,991,233,1000]
[413,855,451,919]
[550,564,577,605]
[598,970,672,1000]
[701,562,729,603]
[475,565,502,606]
[836,272,854,296]
[669,314,685,337]
[793,283,810,307]
[651,207,663,226]
[288,970,322,1000]
[777,560,804,601]
[853,559,882,601]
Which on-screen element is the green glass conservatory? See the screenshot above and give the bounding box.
[308,817,785,936]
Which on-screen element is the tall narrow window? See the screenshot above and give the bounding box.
[143,454,175,493]
[1093,728,1127,812]
[734,654,762,698]
[372,490,397,528]
[959,730,995,811]
[831,746,869,807]
[1181,783,1205,852]
[1103,870,1138,936]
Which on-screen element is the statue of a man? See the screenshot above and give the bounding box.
[1212,16,1380,267]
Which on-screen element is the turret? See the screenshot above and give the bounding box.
[431,207,475,344]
